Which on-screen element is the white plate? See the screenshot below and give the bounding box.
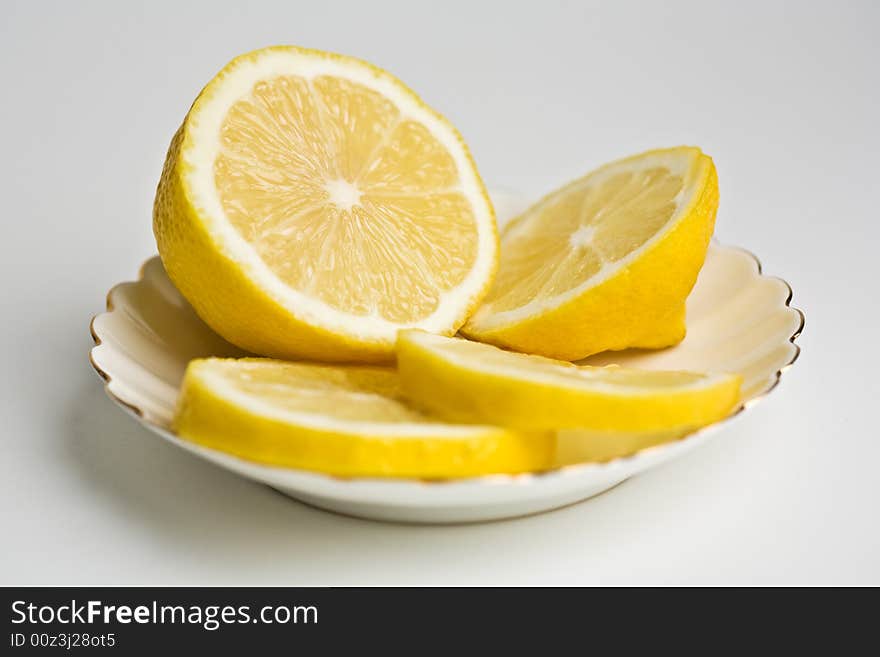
[89,192,803,523]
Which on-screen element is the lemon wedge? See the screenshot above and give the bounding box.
[397,330,742,432]
[462,147,719,360]
[173,358,554,478]
[154,46,497,363]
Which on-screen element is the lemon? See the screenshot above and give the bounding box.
[554,427,692,464]
[461,147,719,360]
[173,358,554,478]
[154,46,498,363]
[397,330,742,432]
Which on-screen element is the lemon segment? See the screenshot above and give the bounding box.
[461,147,719,360]
[154,46,498,363]
[397,331,742,432]
[173,358,555,478]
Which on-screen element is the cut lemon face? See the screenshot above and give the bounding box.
[174,358,554,478]
[397,331,742,432]
[462,147,719,360]
[154,46,497,362]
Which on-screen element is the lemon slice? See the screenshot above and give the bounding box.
[173,358,554,478]
[397,330,742,432]
[154,46,497,363]
[462,147,719,360]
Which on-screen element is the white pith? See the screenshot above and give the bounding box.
[405,331,733,395]
[202,367,500,439]
[569,225,595,248]
[324,178,362,211]
[182,48,496,342]
[468,149,706,331]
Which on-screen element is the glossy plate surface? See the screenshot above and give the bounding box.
[89,193,803,523]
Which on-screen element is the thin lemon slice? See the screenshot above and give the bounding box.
[173,358,554,478]
[462,147,719,360]
[154,46,497,363]
[397,331,742,432]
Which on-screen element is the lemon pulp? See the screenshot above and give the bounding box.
[215,76,478,322]
[486,166,684,313]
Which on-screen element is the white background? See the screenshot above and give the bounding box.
[2,0,877,585]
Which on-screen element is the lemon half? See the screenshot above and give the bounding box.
[154,46,498,363]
